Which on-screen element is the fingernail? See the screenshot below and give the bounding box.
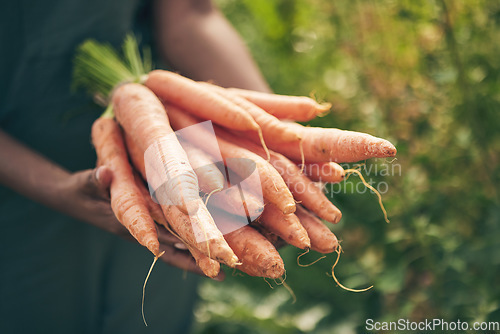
[95,167,101,181]
[174,243,188,250]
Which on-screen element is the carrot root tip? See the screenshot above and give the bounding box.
[318,102,332,112]
[282,203,296,215]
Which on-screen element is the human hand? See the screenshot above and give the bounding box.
[57,166,224,279]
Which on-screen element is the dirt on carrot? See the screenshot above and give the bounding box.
[91,116,160,256]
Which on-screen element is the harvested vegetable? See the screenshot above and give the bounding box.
[295,205,339,254]
[91,115,160,256]
[259,203,310,250]
[266,123,397,163]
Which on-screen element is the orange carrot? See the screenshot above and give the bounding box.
[252,224,281,247]
[215,129,342,223]
[180,141,264,218]
[295,206,339,254]
[133,173,220,277]
[132,140,238,267]
[160,203,238,267]
[185,244,221,278]
[208,186,264,219]
[166,104,296,215]
[259,203,310,250]
[145,70,260,132]
[200,82,300,143]
[113,83,200,213]
[125,133,147,176]
[226,226,284,279]
[270,155,342,224]
[228,88,331,121]
[91,116,159,256]
[301,162,345,183]
[130,131,259,229]
[181,141,225,194]
[214,210,285,279]
[266,123,397,163]
[133,172,167,226]
[113,83,238,267]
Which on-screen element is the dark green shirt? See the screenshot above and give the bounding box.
[0,1,199,333]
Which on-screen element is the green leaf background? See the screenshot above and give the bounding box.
[192,1,500,333]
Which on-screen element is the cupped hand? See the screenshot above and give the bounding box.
[57,166,224,280]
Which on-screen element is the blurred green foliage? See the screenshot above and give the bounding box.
[192,0,500,333]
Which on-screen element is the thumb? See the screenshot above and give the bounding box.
[95,165,113,189]
[83,165,113,199]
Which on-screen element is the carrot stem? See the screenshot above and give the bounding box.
[299,139,305,174]
[100,104,114,118]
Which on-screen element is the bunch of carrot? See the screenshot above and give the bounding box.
[74,36,396,282]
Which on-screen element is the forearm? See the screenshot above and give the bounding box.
[154,0,270,92]
[0,130,203,269]
[0,129,70,210]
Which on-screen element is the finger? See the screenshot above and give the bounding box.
[157,225,185,245]
[72,169,102,199]
[156,224,190,250]
[92,166,113,199]
[273,238,288,250]
[79,166,113,200]
[174,243,189,250]
[95,165,113,189]
[159,245,206,277]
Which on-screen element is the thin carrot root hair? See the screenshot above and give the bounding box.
[297,248,327,267]
[308,91,331,117]
[263,163,279,193]
[157,217,188,250]
[275,276,297,304]
[204,187,223,207]
[331,245,373,293]
[263,277,274,289]
[344,168,390,224]
[352,162,366,170]
[142,250,166,326]
[273,269,287,285]
[257,128,271,161]
[191,213,212,261]
[231,268,243,277]
[161,205,212,263]
[156,211,214,266]
[299,139,305,174]
[267,271,286,288]
[309,90,317,100]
